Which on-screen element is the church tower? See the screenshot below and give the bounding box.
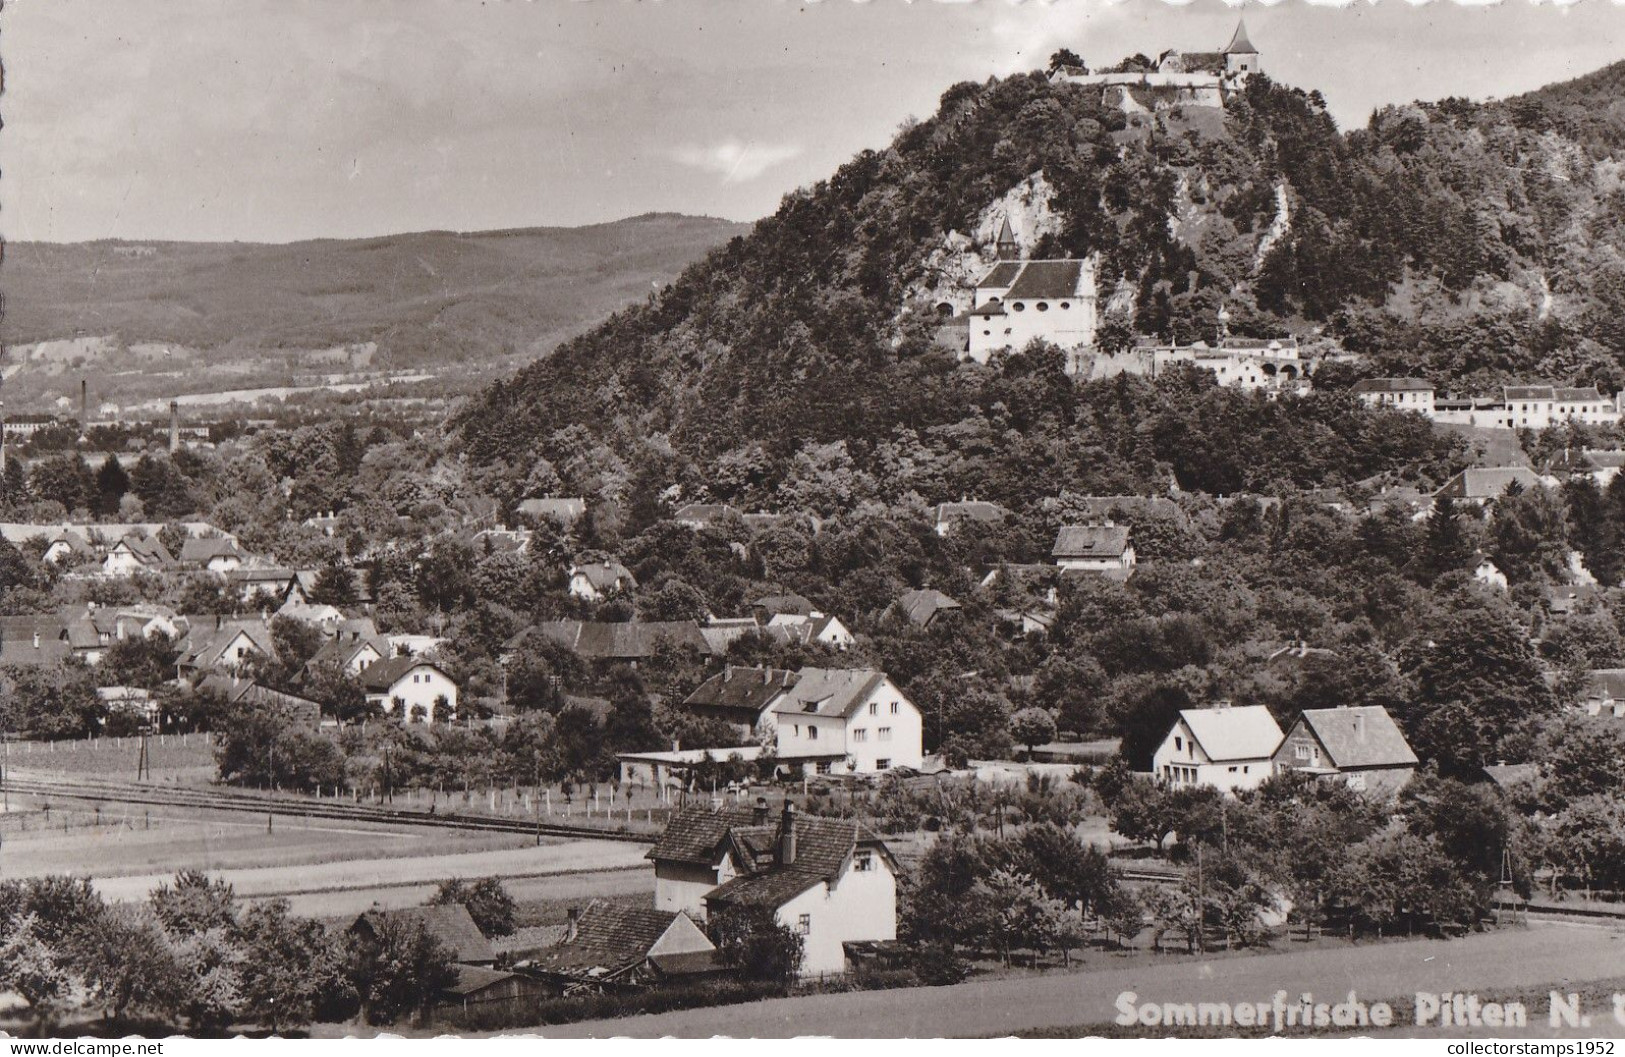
[995,216,1020,261]
[1223,19,1259,79]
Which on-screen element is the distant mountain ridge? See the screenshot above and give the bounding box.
[1,212,751,372]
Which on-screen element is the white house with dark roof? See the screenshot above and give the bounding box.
[567,559,637,601]
[1152,704,1284,794]
[967,253,1098,364]
[647,800,898,976]
[1052,523,1135,572]
[1271,705,1418,796]
[764,611,854,650]
[766,667,923,775]
[1351,378,1435,415]
[359,655,457,723]
[1433,466,1548,506]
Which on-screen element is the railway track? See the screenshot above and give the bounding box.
[0,775,655,844]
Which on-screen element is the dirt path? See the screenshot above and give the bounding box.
[535,923,1625,1038]
[286,867,656,919]
[88,838,651,904]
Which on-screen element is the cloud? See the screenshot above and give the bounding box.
[670,139,804,183]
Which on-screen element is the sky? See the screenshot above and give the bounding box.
[4,0,1625,244]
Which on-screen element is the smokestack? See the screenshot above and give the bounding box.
[777,801,797,867]
[80,379,88,425]
[169,401,180,453]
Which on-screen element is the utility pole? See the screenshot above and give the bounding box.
[1195,844,1206,955]
[137,730,150,782]
[534,758,542,847]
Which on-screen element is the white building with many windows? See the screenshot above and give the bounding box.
[765,667,923,775]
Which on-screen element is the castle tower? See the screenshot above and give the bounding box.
[995,216,1020,261]
[1223,19,1259,79]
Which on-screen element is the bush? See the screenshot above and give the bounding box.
[912,944,970,986]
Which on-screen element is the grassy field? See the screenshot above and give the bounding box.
[5,733,219,784]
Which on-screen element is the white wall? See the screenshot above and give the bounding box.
[1151,719,1274,794]
[775,849,898,976]
[374,665,458,723]
[843,679,924,772]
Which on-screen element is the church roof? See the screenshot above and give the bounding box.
[996,216,1016,244]
[1224,19,1257,55]
[1007,260,1087,300]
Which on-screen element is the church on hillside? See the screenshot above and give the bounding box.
[965,217,1099,368]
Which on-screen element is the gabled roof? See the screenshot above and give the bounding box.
[1224,19,1257,54]
[1295,706,1418,770]
[355,904,494,965]
[684,667,798,715]
[179,537,243,564]
[1554,386,1606,402]
[893,588,962,627]
[1052,524,1132,559]
[1586,669,1625,701]
[1005,260,1088,300]
[570,560,637,592]
[443,965,520,997]
[308,634,389,670]
[932,501,1008,527]
[532,903,697,977]
[1175,705,1283,762]
[1351,378,1433,394]
[647,805,762,866]
[178,620,274,670]
[1435,467,1544,500]
[769,667,888,719]
[753,593,815,617]
[975,261,1025,291]
[358,654,449,692]
[528,619,713,660]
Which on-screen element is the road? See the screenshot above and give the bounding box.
[540,924,1625,1038]
[281,867,655,919]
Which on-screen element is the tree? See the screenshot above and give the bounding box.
[310,557,359,606]
[706,903,804,988]
[346,916,459,1026]
[1419,492,1472,582]
[100,632,180,691]
[0,913,74,1030]
[1109,776,1177,852]
[427,877,517,938]
[1010,707,1058,756]
[150,870,238,936]
[94,455,132,518]
[236,900,355,1031]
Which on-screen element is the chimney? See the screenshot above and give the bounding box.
[723,667,733,683]
[777,801,797,867]
[80,379,88,425]
[32,632,40,649]
[565,907,580,943]
[753,796,770,826]
[169,401,180,454]
[1355,713,1366,742]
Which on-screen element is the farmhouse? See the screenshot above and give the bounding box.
[1433,467,1547,506]
[764,611,854,649]
[1271,706,1418,796]
[889,588,962,628]
[359,655,458,723]
[102,534,174,577]
[177,619,274,677]
[1152,704,1284,794]
[930,500,1009,536]
[648,800,899,976]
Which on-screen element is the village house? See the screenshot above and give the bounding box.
[1271,705,1419,796]
[225,565,299,603]
[178,536,245,573]
[194,676,323,727]
[699,616,764,654]
[648,800,899,976]
[307,629,390,675]
[359,655,458,723]
[765,667,924,775]
[40,528,95,566]
[1351,378,1436,415]
[1152,704,1285,794]
[1052,522,1136,574]
[930,500,1009,536]
[888,588,962,628]
[616,746,767,790]
[752,593,817,622]
[764,611,854,650]
[1433,466,1548,507]
[1498,386,1619,430]
[1474,554,1510,592]
[102,534,174,577]
[1545,448,1625,488]
[567,560,637,601]
[176,618,275,678]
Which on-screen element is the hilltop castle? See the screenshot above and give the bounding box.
[1048,20,1260,114]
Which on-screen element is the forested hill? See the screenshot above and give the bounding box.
[459,57,1625,502]
[1,213,749,369]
